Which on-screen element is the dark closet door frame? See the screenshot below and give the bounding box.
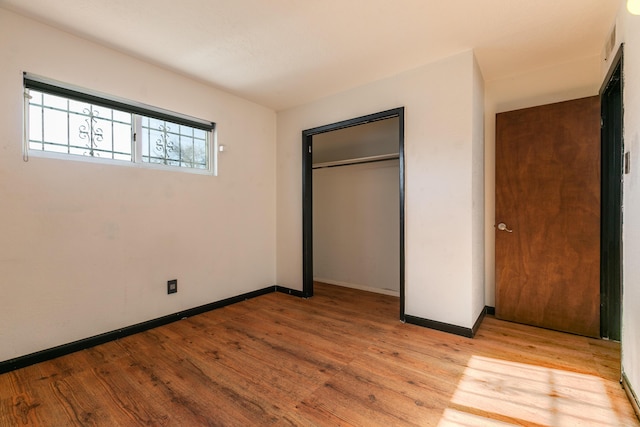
[302,107,406,320]
[600,46,624,340]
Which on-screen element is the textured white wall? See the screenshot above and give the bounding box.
[313,160,399,295]
[277,51,484,329]
[0,9,276,362]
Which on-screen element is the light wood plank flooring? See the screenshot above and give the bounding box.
[0,282,638,426]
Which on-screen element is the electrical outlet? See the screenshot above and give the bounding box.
[167,279,177,294]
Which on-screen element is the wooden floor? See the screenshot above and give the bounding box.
[1,283,638,426]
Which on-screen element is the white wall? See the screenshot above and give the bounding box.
[471,56,486,323]
[618,0,640,410]
[277,50,485,329]
[313,160,399,295]
[0,9,276,363]
[483,55,603,306]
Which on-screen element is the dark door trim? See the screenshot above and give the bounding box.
[302,107,405,319]
[600,46,624,340]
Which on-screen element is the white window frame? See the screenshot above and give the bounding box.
[23,73,216,175]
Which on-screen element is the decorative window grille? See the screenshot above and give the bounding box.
[23,74,215,172]
[141,117,208,169]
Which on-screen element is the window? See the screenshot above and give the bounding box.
[24,74,215,172]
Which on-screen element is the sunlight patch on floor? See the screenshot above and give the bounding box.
[440,355,621,426]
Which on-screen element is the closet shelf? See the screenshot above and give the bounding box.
[312,153,399,169]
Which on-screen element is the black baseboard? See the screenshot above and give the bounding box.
[405,307,487,339]
[405,315,474,338]
[472,308,486,336]
[485,306,496,315]
[0,285,278,375]
[275,285,307,298]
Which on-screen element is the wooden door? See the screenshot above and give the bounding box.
[495,96,600,337]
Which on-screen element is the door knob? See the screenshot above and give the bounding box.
[497,222,513,233]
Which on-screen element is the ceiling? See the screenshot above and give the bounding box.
[0,0,620,111]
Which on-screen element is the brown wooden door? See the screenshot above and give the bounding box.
[495,96,600,337]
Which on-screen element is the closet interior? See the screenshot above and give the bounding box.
[312,117,400,296]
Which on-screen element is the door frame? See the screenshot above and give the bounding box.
[301,107,405,319]
[600,46,624,340]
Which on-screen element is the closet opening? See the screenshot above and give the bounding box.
[302,107,405,320]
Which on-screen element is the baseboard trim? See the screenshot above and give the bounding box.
[472,308,486,337]
[275,286,307,298]
[313,277,400,297]
[485,306,496,315]
[0,286,275,375]
[404,315,474,338]
[622,372,640,421]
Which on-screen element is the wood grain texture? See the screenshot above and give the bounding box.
[495,96,601,337]
[0,283,637,426]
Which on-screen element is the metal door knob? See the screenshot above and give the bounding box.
[497,222,513,232]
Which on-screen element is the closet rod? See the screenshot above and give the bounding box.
[312,153,399,169]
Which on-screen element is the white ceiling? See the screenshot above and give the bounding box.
[0,0,620,111]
